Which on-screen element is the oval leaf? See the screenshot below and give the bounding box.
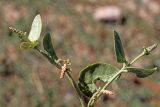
[114,30,126,63]
[28,14,42,42]
[78,63,119,97]
[126,67,157,78]
[43,32,58,64]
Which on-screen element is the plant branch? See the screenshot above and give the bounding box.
[129,52,145,65]
[34,43,157,107]
[35,48,86,107]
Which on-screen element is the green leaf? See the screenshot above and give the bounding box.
[126,67,157,78]
[78,63,119,97]
[114,30,126,63]
[28,14,42,42]
[43,32,58,64]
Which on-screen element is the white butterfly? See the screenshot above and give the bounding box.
[20,14,42,49]
[28,14,42,42]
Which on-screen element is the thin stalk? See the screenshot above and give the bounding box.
[129,52,145,65]
[66,72,86,107]
[87,67,125,107]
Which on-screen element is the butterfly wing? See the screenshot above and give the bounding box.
[28,14,42,42]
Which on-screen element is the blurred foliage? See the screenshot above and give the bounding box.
[0,0,159,107]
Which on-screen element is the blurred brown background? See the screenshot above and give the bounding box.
[0,0,159,107]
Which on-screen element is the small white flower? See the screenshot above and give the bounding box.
[28,14,42,42]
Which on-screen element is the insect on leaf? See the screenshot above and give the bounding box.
[28,14,42,42]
